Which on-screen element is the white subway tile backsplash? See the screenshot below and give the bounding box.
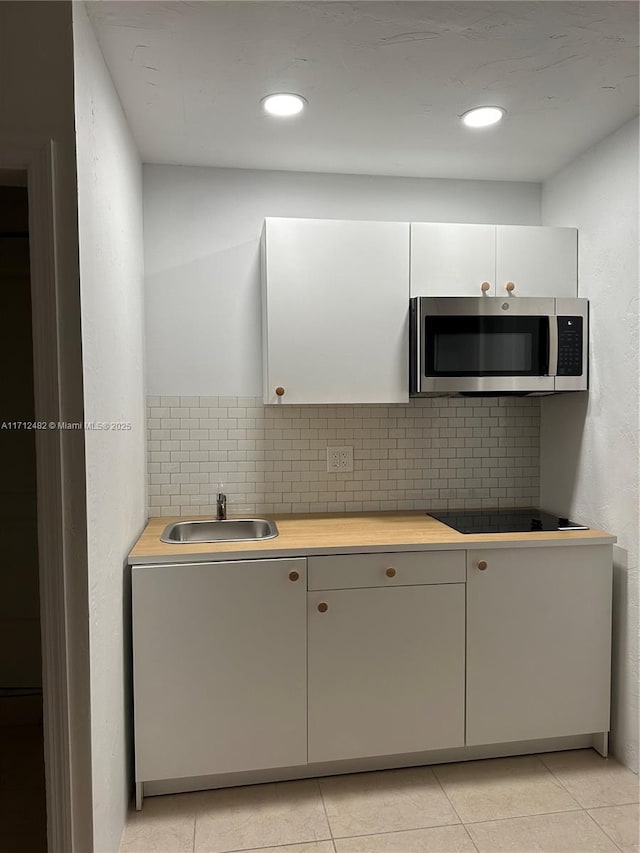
[146,396,540,516]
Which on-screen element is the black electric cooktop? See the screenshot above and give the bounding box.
[427,508,589,535]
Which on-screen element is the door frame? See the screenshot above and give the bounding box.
[0,136,92,852]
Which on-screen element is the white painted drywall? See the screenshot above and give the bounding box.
[0,1,93,848]
[143,165,540,396]
[541,117,639,772]
[74,5,147,851]
[89,1,639,182]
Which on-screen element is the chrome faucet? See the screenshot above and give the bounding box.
[216,492,227,520]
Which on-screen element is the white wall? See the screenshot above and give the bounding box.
[73,5,147,851]
[143,165,540,396]
[541,118,639,772]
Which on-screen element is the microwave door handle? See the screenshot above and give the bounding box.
[548,316,558,376]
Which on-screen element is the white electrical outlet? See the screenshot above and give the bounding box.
[327,446,353,473]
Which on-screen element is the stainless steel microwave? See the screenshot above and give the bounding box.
[410,296,588,396]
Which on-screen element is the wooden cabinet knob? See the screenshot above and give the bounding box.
[481,281,491,293]
[317,602,328,613]
[275,386,285,397]
[477,560,488,571]
[288,571,299,582]
[505,281,515,293]
[386,567,396,578]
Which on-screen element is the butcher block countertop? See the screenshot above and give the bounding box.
[129,511,615,565]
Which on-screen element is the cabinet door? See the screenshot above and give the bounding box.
[496,226,577,298]
[133,558,307,781]
[466,546,611,746]
[262,218,409,404]
[410,223,496,296]
[308,584,465,763]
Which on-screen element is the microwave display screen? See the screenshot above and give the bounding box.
[425,316,549,377]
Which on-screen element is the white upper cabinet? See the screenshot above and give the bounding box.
[496,225,577,299]
[262,218,578,405]
[262,217,410,405]
[411,222,577,299]
[411,223,496,297]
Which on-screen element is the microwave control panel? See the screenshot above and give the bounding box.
[557,316,583,376]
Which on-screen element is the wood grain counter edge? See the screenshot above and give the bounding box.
[129,511,616,566]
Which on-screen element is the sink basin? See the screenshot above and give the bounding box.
[160,518,278,544]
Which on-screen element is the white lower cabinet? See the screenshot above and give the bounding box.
[466,545,612,746]
[131,541,612,793]
[307,559,466,763]
[132,558,307,782]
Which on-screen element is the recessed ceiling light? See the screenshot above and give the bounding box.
[461,106,506,128]
[262,93,307,117]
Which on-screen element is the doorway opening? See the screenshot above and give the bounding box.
[0,180,47,851]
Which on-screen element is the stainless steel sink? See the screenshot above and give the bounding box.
[160,518,278,544]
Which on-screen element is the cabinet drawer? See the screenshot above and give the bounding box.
[308,550,465,590]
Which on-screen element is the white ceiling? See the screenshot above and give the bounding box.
[88,1,639,181]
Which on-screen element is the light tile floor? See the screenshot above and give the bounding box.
[121,750,639,853]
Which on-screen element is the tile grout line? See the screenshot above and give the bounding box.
[318,764,483,844]
[462,804,586,825]
[191,779,335,853]
[430,763,466,826]
[429,763,481,853]
[222,839,335,853]
[583,807,627,852]
[535,750,592,808]
[330,818,475,841]
[431,754,604,827]
[460,823,481,852]
[316,776,336,847]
